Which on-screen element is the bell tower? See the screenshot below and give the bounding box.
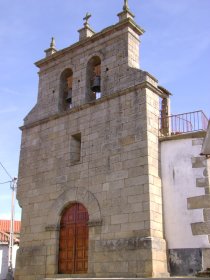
[15,1,170,279]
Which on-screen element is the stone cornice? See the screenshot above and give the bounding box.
[20,80,162,131]
[35,18,144,69]
[158,85,172,96]
[159,131,206,142]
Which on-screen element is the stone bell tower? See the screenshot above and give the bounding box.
[15,1,170,279]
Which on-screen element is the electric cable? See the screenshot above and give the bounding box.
[0,181,12,185]
[0,161,13,180]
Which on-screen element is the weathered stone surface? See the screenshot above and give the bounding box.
[187,195,210,209]
[192,156,207,168]
[191,221,210,235]
[202,248,210,270]
[196,177,209,188]
[203,208,210,221]
[94,237,152,252]
[169,249,202,276]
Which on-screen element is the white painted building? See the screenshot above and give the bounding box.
[160,115,210,276]
[0,244,8,280]
[0,221,20,280]
[0,243,19,280]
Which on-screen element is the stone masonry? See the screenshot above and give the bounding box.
[188,142,210,270]
[15,4,170,280]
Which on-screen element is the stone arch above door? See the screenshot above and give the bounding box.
[45,187,102,231]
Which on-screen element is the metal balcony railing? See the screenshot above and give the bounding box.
[159,110,209,137]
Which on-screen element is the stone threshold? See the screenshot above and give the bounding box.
[44,278,210,280]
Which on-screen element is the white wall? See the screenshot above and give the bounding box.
[161,137,210,249]
[12,245,18,271]
[0,245,8,280]
[0,244,19,280]
[202,120,210,154]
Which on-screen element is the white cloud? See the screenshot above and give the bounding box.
[0,87,21,96]
[0,18,28,41]
[0,212,21,221]
[0,105,18,114]
[0,194,11,200]
[159,39,210,84]
[0,212,11,220]
[143,23,210,85]
[151,0,197,15]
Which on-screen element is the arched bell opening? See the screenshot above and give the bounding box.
[59,68,73,111]
[58,202,89,274]
[86,56,101,101]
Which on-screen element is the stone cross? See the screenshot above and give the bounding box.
[83,13,91,26]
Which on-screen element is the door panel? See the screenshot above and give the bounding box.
[58,203,89,274]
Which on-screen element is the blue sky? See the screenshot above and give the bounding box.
[0,0,210,221]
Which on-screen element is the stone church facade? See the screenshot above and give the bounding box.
[15,2,210,280]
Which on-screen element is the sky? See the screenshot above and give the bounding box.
[0,0,210,221]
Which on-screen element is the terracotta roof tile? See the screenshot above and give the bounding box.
[0,220,21,233]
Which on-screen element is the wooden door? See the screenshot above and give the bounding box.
[58,203,89,274]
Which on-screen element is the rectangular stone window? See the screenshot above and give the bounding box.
[70,133,81,164]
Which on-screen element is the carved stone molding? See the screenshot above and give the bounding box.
[88,220,102,227]
[45,224,60,232]
[45,187,101,227]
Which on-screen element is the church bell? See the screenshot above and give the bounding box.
[91,76,101,92]
[66,89,72,103]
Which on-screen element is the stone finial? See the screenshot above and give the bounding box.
[123,0,129,11]
[45,37,57,57]
[50,37,56,48]
[78,12,95,41]
[118,0,135,22]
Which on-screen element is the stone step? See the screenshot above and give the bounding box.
[44,278,210,280]
[196,268,210,278]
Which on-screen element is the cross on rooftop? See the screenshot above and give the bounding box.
[83,13,91,26]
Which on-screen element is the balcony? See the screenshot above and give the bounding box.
[159,110,209,137]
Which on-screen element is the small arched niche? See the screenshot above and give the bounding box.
[59,68,73,111]
[86,56,101,101]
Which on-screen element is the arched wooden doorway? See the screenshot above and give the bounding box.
[58,203,89,274]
